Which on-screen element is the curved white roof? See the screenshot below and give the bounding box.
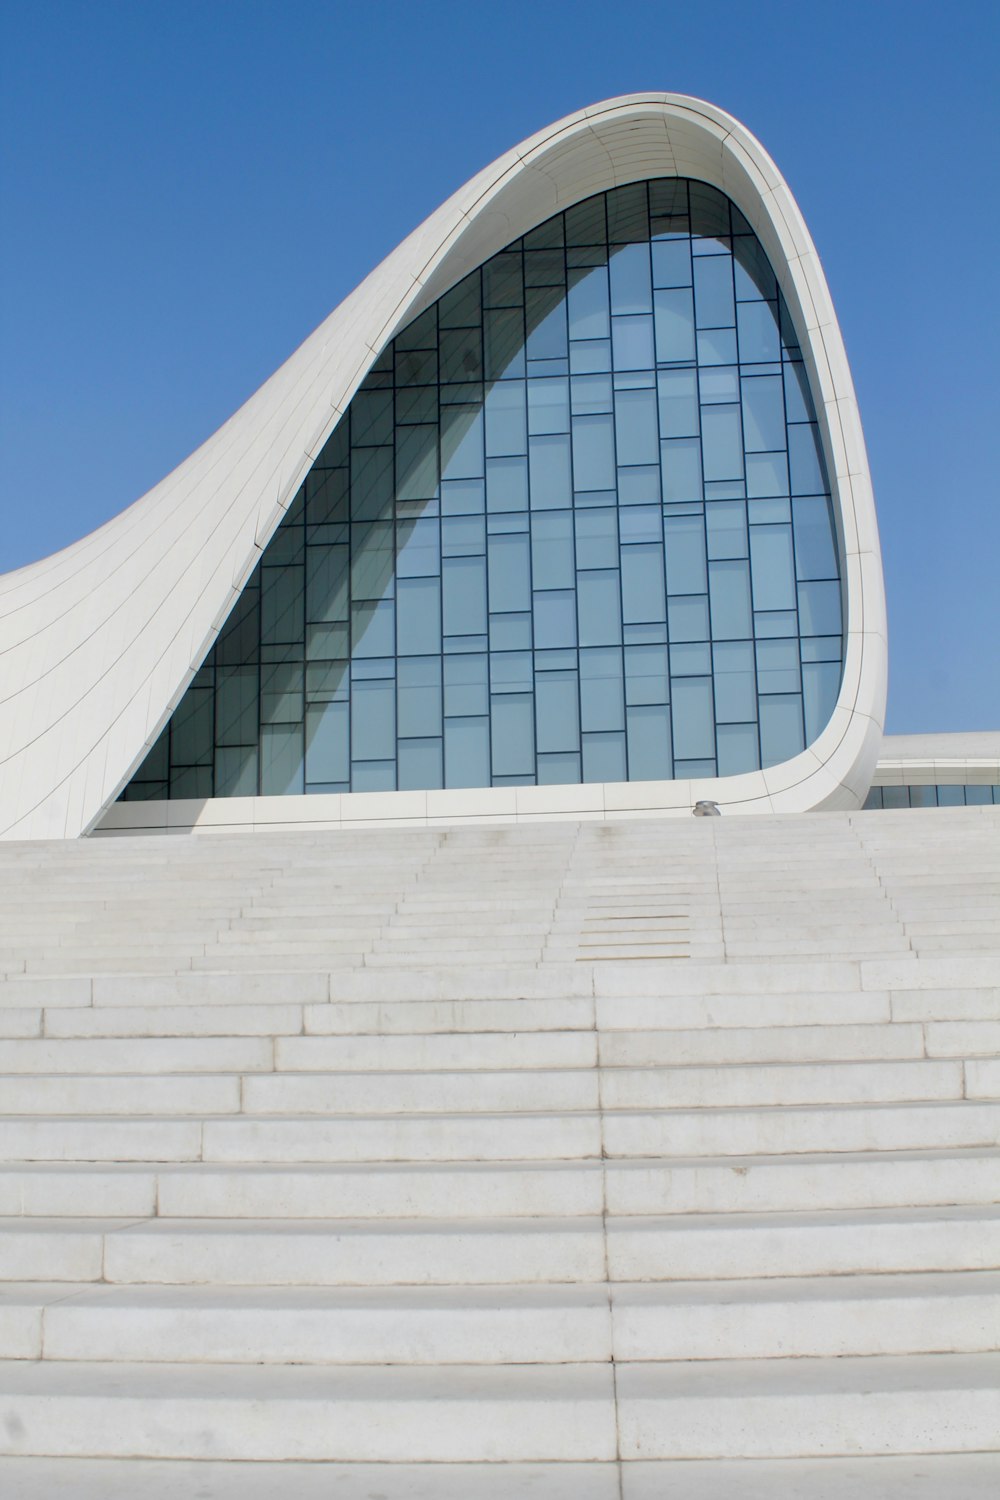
[0,94,886,838]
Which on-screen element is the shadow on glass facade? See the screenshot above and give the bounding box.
[122,178,843,802]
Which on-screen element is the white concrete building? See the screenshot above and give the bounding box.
[1,95,998,1496]
[0,92,900,841]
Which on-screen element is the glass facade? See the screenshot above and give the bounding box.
[864,785,1000,809]
[121,177,843,803]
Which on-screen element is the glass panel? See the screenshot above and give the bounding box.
[610,244,652,315]
[398,738,443,791]
[737,299,781,362]
[709,559,752,639]
[529,434,572,508]
[788,422,825,493]
[572,414,616,491]
[713,640,756,723]
[491,693,534,775]
[261,726,304,796]
[654,288,696,362]
[351,679,395,762]
[750,525,797,611]
[627,703,671,780]
[612,315,655,370]
[306,702,349,784]
[664,515,707,595]
[625,644,668,706]
[536,670,580,753]
[741,376,785,452]
[802,660,840,742]
[583,732,626,782]
[488,533,531,613]
[580,647,624,732]
[759,694,805,766]
[671,678,714,760]
[532,511,575,590]
[443,556,487,636]
[528,378,570,435]
[534,590,578,648]
[485,381,527,456]
[398,657,442,738]
[615,388,659,465]
[792,496,838,579]
[575,507,618,570]
[717,721,759,775]
[798,579,842,636]
[568,266,611,339]
[693,255,735,327]
[621,544,666,625]
[701,405,744,481]
[578,570,622,646]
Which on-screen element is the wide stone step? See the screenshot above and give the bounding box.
[5,1205,997,1287]
[0,1354,996,1461]
[5,1270,995,1365]
[6,1283,612,1364]
[0,1455,997,1500]
[3,1148,996,1219]
[3,1098,998,1164]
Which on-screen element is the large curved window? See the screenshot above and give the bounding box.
[122,178,842,802]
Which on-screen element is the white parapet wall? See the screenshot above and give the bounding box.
[871,732,1000,789]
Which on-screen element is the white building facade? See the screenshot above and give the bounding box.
[0,95,891,840]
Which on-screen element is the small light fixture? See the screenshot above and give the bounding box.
[692,800,721,817]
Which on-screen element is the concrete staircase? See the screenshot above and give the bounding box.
[1,805,998,1497]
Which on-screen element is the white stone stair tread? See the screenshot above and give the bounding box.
[615,1352,1000,1458]
[612,1270,1000,1358]
[0,1458,622,1500]
[4,1282,614,1364]
[622,1454,1000,1498]
[0,1358,618,1461]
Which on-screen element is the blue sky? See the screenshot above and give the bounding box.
[1,0,997,733]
